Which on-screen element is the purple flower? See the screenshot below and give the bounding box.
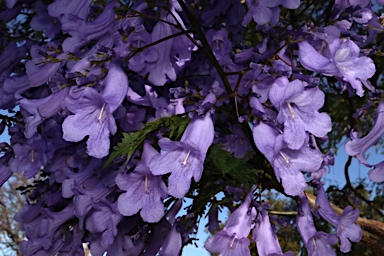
[252,205,286,256]
[0,152,13,187]
[296,194,338,256]
[253,122,323,196]
[116,105,146,133]
[207,207,220,234]
[5,0,17,8]
[20,87,69,139]
[205,192,256,256]
[30,1,61,38]
[62,62,128,158]
[61,1,119,53]
[48,0,92,24]
[117,142,168,223]
[368,161,384,182]
[243,0,300,26]
[0,41,27,76]
[338,206,362,252]
[242,0,280,26]
[159,224,182,256]
[26,58,62,88]
[146,12,176,86]
[331,0,370,20]
[9,135,48,179]
[269,77,332,149]
[314,181,362,253]
[167,2,196,68]
[85,201,123,251]
[16,203,76,255]
[205,231,251,256]
[298,39,375,96]
[127,26,159,73]
[206,29,232,61]
[150,113,214,198]
[223,124,252,158]
[345,101,384,166]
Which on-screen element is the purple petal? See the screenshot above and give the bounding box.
[205,230,250,256]
[298,41,338,76]
[159,225,182,256]
[368,161,384,182]
[101,62,129,112]
[280,170,307,196]
[252,122,279,161]
[181,113,214,157]
[345,102,384,165]
[147,20,176,86]
[281,0,301,9]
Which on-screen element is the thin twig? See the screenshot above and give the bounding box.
[344,155,384,218]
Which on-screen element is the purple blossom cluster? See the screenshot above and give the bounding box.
[0,0,382,255]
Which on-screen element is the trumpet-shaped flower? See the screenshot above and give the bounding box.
[296,194,338,256]
[205,192,256,256]
[252,204,292,256]
[150,113,214,198]
[313,181,362,253]
[269,77,332,150]
[345,101,384,167]
[253,122,323,196]
[62,62,128,158]
[299,39,375,97]
[117,142,168,223]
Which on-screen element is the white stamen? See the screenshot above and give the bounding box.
[287,103,295,118]
[229,236,236,248]
[183,150,191,166]
[31,150,35,163]
[98,104,106,123]
[144,175,150,194]
[313,238,317,248]
[243,79,251,88]
[279,152,290,164]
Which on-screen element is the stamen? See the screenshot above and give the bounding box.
[287,103,295,118]
[279,152,290,164]
[229,236,236,248]
[98,103,106,123]
[243,79,251,88]
[31,150,35,163]
[144,175,150,194]
[215,40,220,50]
[182,150,191,166]
[313,238,317,248]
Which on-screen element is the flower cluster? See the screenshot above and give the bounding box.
[0,0,382,255]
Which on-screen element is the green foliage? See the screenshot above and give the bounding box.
[104,115,190,168]
[206,144,262,186]
[185,145,262,222]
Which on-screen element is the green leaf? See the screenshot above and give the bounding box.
[206,144,261,186]
[104,115,190,168]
